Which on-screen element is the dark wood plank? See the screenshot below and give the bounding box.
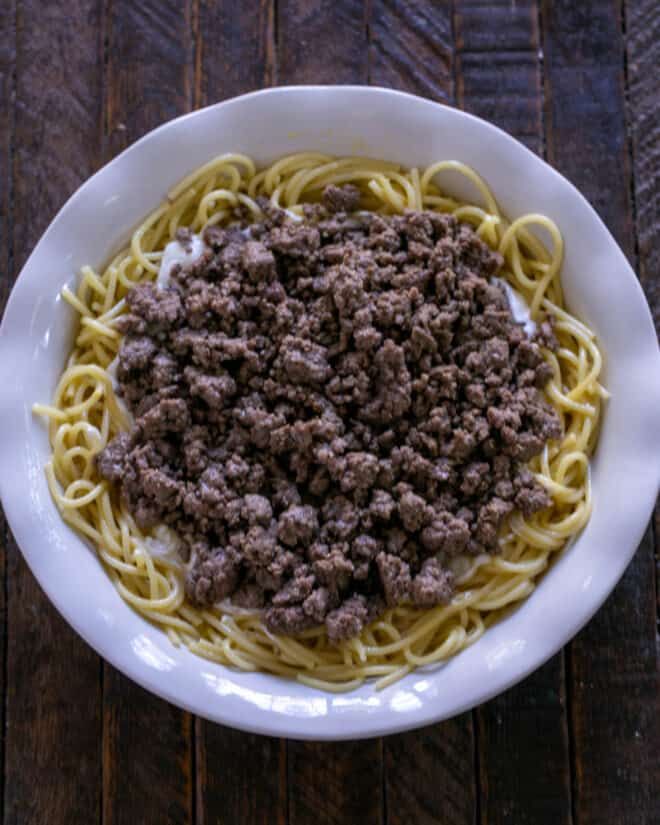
[278,0,369,84]
[477,658,572,825]
[542,2,660,822]
[453,4,574,823]
[656,500,659,620]
[624,0,660,332]
[0,0,15,305]
[288,738,383,825]
[542,0,634,250]
[455,0,543,155]
[193,5,289,825]
[624,0,660,629]
[196,722,287,825]
[6,546,102,825]
[0,1,16,818]
[368,6,480,824]
[4,4,104,824]
[369,0,453,101]
[386,716,476,825]
[103,678,193,825]
[195,0,275,106]
[105,0,194,158]
[101,3,195,824]
[566,531,659,825]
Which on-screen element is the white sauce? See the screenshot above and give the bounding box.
[157,234,208,288]
[144,525,183,568]
[106,356,134,425]
[492,277,537,338]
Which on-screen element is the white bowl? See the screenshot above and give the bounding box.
[1,86,659,740]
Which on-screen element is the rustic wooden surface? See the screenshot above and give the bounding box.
[0,1,658,823]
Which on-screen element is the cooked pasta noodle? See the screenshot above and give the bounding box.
[34,153,606,689]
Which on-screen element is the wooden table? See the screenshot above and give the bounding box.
[1,2,658,823]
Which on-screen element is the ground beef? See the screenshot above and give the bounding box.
[322,184,361,214]
[186,544,241,605]
[325,595,371,642]
[96,432,130,482]
[411,557,454,607]
[97,186,561,641]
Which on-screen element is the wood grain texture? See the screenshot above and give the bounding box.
[196,0,275,106]
[105,0,194,157]
[288,738,382,825]
[196,723,287,825]
[0,1,15,818]
[477,658,572,825]
[5,549,102,825]
[192,6,287,825]
[624,0,660,332]
[0,0,15,305]
[542,0,634,250]
[386,715,476,825]
[624,0,660,631]
[369,0,453,101]
[278,0,369,84]
[542,3,660,822]
[11,2,103,273]
[101,3,194,824]
[656,500,659,620]
[195,710,287,822]
[566,531,660,825]
[5,2,104,819]
[455,0,543,154]
[102,672,193,825]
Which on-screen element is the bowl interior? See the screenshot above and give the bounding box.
[1,87,659,739]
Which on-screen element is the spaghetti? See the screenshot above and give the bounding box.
[34,153,606,690]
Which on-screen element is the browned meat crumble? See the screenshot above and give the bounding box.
[97,184,562,641]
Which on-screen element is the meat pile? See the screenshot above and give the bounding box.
[97,184,562,640]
